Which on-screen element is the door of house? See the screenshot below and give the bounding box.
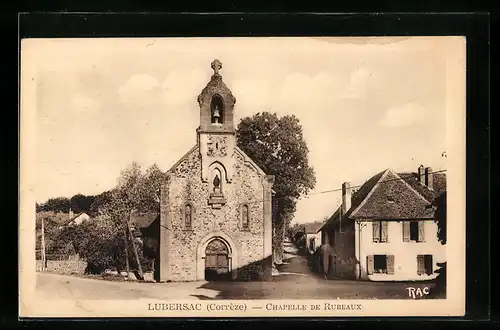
[204,238,230,281]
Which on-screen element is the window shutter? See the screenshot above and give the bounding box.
[417,255,424,275]
[425,255,433,275]
[381,221,389,242]
[402,221,410,242]
[418,221,425,242]
[372,221,380,242]
[366,255,374,275]
[386,255,395,275]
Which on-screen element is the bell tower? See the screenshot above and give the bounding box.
[197,59,236,134]
[197,60,237,203]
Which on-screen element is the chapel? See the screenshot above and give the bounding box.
[152,60,275,282]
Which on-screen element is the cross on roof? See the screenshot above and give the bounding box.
[211,59,222,75]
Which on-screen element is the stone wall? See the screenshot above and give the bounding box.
[36,258,88,275]
[161,146,271,282]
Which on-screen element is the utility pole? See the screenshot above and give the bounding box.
[127,214,144,280]
[40,217,46,271]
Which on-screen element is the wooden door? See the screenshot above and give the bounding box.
[204,239,230,281]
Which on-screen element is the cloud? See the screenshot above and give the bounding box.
[231,79,272,119]
[71,94,99,114]
[276,72,340,114]
[119,74,159,94]
[343,66,373,99]
[118,74,160,105]
[161,69,206,106]
[379,103,427,127]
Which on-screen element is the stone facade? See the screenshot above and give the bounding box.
[36,257,87,275]
[157,60,274,282]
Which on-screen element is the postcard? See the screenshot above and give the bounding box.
[19,36,466,318]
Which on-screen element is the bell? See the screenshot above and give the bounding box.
[212,105,220,123]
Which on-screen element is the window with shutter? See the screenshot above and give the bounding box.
[402,221,410,242]
[417,255,424,275]
[372,221,380,242]
[381,221,389,242]
[373,255,387,274]
[366,255,374,275]
[386,255,395,275]
[417,221,425,242]
[410,221,419,241]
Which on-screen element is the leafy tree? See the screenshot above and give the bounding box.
[36,211,74,259]
[88,191,113,217]
[69,194,96,213]
[428,191,447,298]
[236,112,316,264]
[92,162,166,277]
[287,223,305,243]
[38,197,70,213]
[434,192,447,244]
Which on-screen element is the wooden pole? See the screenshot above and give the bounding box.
[123,227,130,275]
[41,217,46,271]
[127,215,144,280]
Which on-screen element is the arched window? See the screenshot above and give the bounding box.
[184,204,193,229]
[241,204,250,230]
[210,95,224,124]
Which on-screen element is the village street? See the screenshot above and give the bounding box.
[36,239,435,301]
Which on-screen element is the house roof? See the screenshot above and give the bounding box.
[398,171,447,203]
[318,168,446,232]
[65,212,89,226]
[130,211,159,229]
[303,222,323,234]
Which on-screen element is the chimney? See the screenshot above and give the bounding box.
[342,182,352,214]
[425,167,434,190]
[418,165,426,185]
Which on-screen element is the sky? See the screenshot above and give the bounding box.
[25,37,454,224]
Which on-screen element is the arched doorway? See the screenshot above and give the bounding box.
[204,238,231,281]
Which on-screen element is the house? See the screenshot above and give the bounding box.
[303,222,323,255]
[129,211,161,279]
[58,210,90,228]
[318,165,446,281]
[68,212,90,226]
[132,60,276,282]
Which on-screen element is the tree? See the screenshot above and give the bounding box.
[434,192,447,244]
[94,162,166,278]
[88,191,113,217]
[236,112,316,264]
[429,191,447,298]
[36,211,74,259]
[69,194,96,213]
[141,163,167,211]
[38,197,70,213]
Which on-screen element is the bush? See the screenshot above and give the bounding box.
[56,218,151,275]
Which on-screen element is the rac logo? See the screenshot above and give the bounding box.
[406,287,430,299]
